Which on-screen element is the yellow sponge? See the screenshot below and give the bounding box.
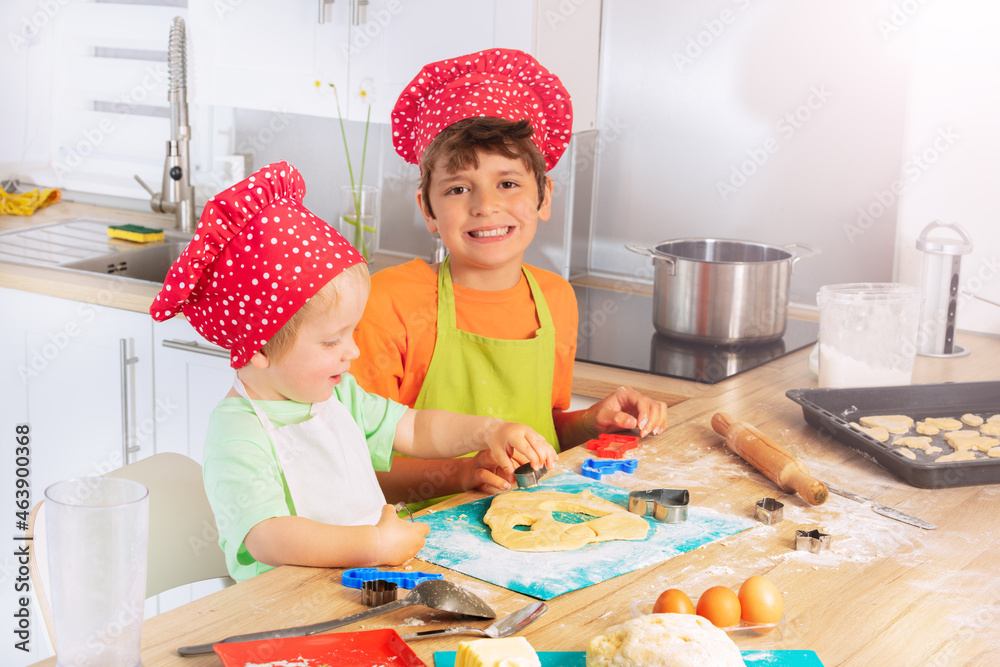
[107,224,164,243]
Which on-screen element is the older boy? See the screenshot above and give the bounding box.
[352,50,668,507]
[150,161,556,581]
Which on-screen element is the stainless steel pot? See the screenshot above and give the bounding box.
[627,239,819,345]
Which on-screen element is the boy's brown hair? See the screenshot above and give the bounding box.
[260,262,370,363]
[419,117,548,220]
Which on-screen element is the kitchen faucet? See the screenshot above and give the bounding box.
[135,16,196,234]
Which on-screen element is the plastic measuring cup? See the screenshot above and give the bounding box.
[817,283,923,388]
[45,477,149,667]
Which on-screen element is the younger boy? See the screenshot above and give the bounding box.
[150,161,556,581]
[352,50,669,507]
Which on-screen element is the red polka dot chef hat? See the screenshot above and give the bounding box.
[150,161,365,368]
[391,48,573,171]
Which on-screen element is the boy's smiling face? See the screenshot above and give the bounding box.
[418,151,552,290]
[247,275,369,404]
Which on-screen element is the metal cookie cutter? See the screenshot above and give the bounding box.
[794,528,832,553]
[514,462,547,488]
[755,497,784,525]
[393,501,414,522]
[628,488,690,523]
[581,457,638,480]
[361,579,398,606]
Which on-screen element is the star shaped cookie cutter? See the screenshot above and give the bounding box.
[794,528,832,553]
[585,433,640,458]
[514,462,548,488]
[628,488,690,523]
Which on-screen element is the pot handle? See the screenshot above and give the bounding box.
[783,242,821,272]
[625,243,676,273]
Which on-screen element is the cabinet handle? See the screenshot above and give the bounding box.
[119,338,140,464]
[352,0,368,25]
[162,338,231,359]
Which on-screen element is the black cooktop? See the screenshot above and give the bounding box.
[574,284,819,384]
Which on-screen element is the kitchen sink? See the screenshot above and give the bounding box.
[0,218,192,286]
[62,241,188,283]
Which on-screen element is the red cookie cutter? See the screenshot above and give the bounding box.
[585,433,640,459]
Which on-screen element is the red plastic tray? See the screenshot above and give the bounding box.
[213,628,426,667]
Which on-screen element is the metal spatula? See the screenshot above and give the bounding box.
[176,579,496,656]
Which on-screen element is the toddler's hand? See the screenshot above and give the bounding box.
[460,449,529,493]
[486,422,558,475]
[587,385,669,438]
[375,504,430,565]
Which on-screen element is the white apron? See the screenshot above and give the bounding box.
[233,377,385,526]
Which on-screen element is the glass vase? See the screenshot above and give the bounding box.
[339,184,379,260]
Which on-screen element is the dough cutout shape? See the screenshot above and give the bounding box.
[937,450,978,463]
[895,447,917,460]
[962,413,985,427]
[923,417,963,431]
[988,447,1000,459]
[915,421,940,436]
[980,422,1000,437]
[860,415,913,434]
[893,436,941,455]
[943,430,999,452]
[851,422,889,442]
[586,613,744,667]
[484,489,649,552]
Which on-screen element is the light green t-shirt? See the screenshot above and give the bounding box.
[203,373,407,582]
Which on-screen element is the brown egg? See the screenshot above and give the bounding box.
[738,576,783,624]
[652,588,696,615]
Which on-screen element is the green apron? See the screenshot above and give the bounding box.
[404,256,559,510]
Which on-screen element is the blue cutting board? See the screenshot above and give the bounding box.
[416,473,752,600]
[434,650,823,666]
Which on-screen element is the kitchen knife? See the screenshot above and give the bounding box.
[711,412,829,505]
[826,484,936,530]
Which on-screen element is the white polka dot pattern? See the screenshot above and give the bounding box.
[149,161,365,368]
[391,48,573,171]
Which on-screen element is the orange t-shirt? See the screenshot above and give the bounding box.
[353,259,577,417]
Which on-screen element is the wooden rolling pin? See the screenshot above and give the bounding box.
[711,412,829,506]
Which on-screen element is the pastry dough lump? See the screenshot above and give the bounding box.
[484,490,649,552]
[586,614,744,667]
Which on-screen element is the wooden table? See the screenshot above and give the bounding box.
[29,330,1000,666]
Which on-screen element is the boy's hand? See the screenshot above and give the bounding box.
[486,422,558,474]
[460,450,530,493]
[587,385,669,438]
[375,504,430,565]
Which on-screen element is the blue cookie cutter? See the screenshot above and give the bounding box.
[341,567,443,590]
[580,457,638,480]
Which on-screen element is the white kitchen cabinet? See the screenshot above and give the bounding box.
[0,287,155,496]
[189,0,601,131]
[148,316,234,613]
[151,316,234,464]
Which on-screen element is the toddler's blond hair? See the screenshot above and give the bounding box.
[260,262,370,363]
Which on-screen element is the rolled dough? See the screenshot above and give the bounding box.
[483,489,649,552]
[586,614,744,667]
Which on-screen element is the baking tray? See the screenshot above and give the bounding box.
[787,381,1000,489]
